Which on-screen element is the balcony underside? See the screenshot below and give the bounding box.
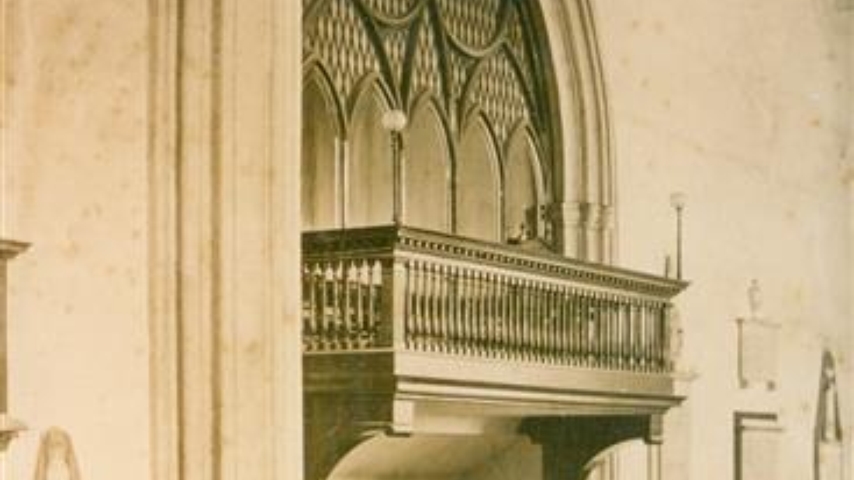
[306,350,682,425]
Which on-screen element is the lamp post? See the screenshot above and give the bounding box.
[382,109,407,225]
[669,192,686,280]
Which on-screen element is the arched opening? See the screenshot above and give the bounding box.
[504,129,544,241]
[583,439,651,480]
[404,100,451,231]
[302,76,339,230]
[347,86,394,227]
[328,433,541,480]
[456,118,500,242]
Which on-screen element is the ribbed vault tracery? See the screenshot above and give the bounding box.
[304,0,553,164]
[303,0,617,262]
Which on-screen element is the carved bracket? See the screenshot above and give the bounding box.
[304,393,412,480]
[521,414,663,480]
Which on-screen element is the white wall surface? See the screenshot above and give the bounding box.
[2,0,150,479]
[594,0,853,478]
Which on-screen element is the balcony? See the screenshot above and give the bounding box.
[302,225,688,479]
[303,224,687,408]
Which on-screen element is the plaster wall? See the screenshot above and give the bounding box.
[1,1,150,479]
[594,0,853,478]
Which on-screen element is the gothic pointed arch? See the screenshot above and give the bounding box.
[303,0,616,260]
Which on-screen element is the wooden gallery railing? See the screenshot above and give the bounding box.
[302,226,687,373]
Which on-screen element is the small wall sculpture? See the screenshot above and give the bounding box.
[33,427,82,480]
[815,350,843,480]
[736,279,780,390]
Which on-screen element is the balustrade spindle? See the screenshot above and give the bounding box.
[424,263,436,351]
[341,262,351,348]
[566,289,576,364]
[475,271,486,356]
[369,261,381,346]
[593,294,603,367]
[662,303,671,372]
[481,272,492,355]
[449,266,461,353]
[551,287,560,362]
[651,301,660,371]
[494,275,504,357]
[303,264,315,350]
[433,263,445,351]
[664,303,672,371]
[534,282,547,361]
[435,264,447,352]
[616,296,625,368]
[602,294,612,368]
[508,278,519,359]
[458,269,470,355]
[409,261,420,350]
[355,261,365,346]
[618,299,627,368]
[611,295,620,369]
[644,301,654,371]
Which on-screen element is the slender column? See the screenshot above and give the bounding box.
[647,444,662,480]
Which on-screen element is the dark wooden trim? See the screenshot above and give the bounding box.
[303,225,688,298]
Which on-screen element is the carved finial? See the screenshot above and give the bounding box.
[748,279,763,319]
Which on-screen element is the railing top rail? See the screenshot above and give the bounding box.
[303,225,688,299]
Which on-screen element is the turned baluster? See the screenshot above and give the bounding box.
[411,261,425,350]
[610,295,619,369]
[542,284,553,363]
[651,302,660,371]
[435,264,448,352]
[468,268,480,355]
[458,269,471,355]
[565,288,576,365]
[493,274,504,358]
[353,260,365,347]
[551,285,562,363]
[367,260,380,346]
[643,300,653,371]
[602,293,612,368]
[340,261,352,348]
[302,264,314,350]
[474,271,486,356]
[532,280,543,361]
[557,286,567,363]
[423,263,436,351]
[483,271,493,356]
[621,296,630,368]
[448,265,461,353]
[592,293,603,367]
[508,277,520,360]
[656,302,667,372]
[631,300,642,370]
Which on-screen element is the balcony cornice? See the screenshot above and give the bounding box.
[303,225,688,299]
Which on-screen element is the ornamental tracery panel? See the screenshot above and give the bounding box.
[303,0,557,243]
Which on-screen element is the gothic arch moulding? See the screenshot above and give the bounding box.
[302,0,616,262]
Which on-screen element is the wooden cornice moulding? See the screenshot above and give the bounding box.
[0,239,29,260]
[303,225,688,298]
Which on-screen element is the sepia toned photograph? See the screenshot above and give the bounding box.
[0,0,852,479]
